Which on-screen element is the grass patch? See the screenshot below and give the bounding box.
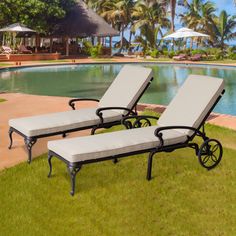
[0,63,13,67]
[0,98,6,103]
[0,111,236,235]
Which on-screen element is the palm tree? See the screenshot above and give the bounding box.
[98,0,135,52]
[132,0,170,50]
[180,0,216,47]
[213,10,236,50]
[161,0,177,32]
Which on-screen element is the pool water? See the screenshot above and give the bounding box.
[0,63,236,115]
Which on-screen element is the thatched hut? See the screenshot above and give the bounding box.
[51,0,119,56]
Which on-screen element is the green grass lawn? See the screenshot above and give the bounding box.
[0,111,236,235]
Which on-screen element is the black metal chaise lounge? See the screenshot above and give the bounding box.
[47,74,225,196]
[8,65,154,163]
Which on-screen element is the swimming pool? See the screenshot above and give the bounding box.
[0,63,236,115]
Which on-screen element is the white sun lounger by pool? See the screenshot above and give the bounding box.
[47,74,225,196]
[8,65,154,163]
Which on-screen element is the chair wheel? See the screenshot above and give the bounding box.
[198,139,223,170]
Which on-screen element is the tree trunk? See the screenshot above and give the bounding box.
[170,0,176,32]
[128,30,132,46]
[118,24,124,53]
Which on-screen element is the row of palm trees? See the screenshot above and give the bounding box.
[84,0,236,51]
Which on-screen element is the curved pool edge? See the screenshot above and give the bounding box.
[1,59,236,72]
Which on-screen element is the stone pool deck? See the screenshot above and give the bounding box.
[0,93,236,171]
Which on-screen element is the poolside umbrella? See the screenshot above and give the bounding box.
[163,27,209,39]
[0,23,35,33]
[0,23,36,47]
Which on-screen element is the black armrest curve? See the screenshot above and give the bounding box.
[154,125,207,144]
[96,107,137,124]
[68,98,99,110]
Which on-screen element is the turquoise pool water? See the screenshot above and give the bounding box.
[0,63,235,115]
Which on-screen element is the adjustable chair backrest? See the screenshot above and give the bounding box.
[158,74,225,136]
[98,65,153,111]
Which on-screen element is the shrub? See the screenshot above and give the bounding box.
[191,49,206,56]
[168,50,175,58]
[228,53,236,60]
[83,41,93,55]
[226,47,236,60]
[90,44,102,58]
[83,41,102,58]
[150,49,159,58]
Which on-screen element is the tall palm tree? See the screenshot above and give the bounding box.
[98,0,135,52]
[132,0,170,49]
[160,0,177,32]
[180,0,216,46]
[213,10,236,50]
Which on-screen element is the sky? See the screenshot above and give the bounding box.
[214,0,235,14]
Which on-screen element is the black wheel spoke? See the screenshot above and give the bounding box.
[202,155,210,164]
[211,144,219,153]
[211,154,218,162]
[198,139,223,169]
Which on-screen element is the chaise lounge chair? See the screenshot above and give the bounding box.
[189,54,202,61]
[8,65,154,163]
[1,46,17,54]
[172,54,188,61]
[47,74,225,196]
[18,45,33,54]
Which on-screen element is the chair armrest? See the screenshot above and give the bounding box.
[154,125,207,147]
[68,98,99,110]
[96,107,137,124]
[122,115,159,129]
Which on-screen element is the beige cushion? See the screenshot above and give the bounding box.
[99,65,153,111]
[9,108,122,137]
[158,74,224,135]
[48,125,187,163]
[9,65,153,137]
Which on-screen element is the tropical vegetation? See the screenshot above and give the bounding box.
[86,0,236,56]
[0,0,235,57]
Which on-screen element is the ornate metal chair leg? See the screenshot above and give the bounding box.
[8,127,14,149]
[48,153,53,178]
[147,152,154,181]
[68,165,81,196]
[91,126,97,135]
[24,137,37,164]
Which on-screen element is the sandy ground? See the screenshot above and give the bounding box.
[1,93,236,171]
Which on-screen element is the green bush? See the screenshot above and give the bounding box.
[83,41,102,58]
[162,49,169,57]
[168,50,175,58]
[150,49,159,58]
[215,51,225,60]
[226,47,236,60]
[83,41,93,55]
[191,49,206,55]
[228,52,236,60]
[90,44,102,58]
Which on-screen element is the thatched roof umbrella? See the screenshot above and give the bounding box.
[51,0,119,56]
